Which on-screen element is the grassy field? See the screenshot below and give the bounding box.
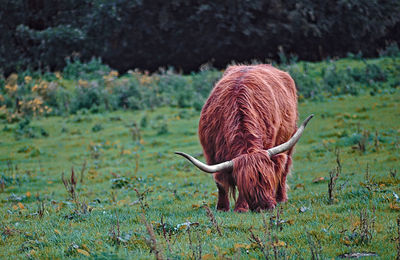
[1,72,400,258]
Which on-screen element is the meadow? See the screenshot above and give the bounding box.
[0,55,400,259]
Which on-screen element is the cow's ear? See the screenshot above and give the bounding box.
[271,154,287,174]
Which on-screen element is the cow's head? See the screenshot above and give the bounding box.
[175,115,313,210]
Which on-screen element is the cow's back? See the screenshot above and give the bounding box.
[199,64,297,165]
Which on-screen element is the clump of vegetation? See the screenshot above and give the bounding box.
[91,123,103,132]
[203,204,222,236]
[396,216,400,259]
[328,149,341,204]
[61,168,92,220]
[0,53,399,123]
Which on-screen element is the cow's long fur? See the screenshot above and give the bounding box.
[199,64,298,212]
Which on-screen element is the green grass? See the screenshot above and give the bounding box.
[1,85,400,257]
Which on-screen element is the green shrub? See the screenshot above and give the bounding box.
[92,124,103,132]
[140,114,148,128]
[63,57,110,80]
[156,122,169,135]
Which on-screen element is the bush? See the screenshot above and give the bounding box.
[63,58,111,80]
[2,1,400,74]
[287,64,321,99]
[0,56,398,123]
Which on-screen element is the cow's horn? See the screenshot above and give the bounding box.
[266,114,314,156]
[174,151,233,173]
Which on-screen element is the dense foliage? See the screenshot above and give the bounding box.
[1,49,399,123]
[1,0,400,74]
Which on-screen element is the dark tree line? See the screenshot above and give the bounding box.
[1,0,400,74]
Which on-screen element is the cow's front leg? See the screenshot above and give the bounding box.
[234,192,249,213]
[216,183,230,211]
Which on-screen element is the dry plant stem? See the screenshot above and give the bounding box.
[203,204,222,236]
[187,226,195,259]
[358,208,374,244]
[160,216,172,255]
[273,235,278,259]
[328,149,341,203]
[135,189,163,259]
[306,232,322,260]
[262,213,272,257]
[109,210,121,245]
[135,148,140,174]
[374,130,380,151]
[0,178,4,192]
[196,232,202,260]
[141,213,164,260]
[7,160,13,174]
[185,227,202,260]
[115,210,120,240]
[328,169,339,203]
[357,130,369,153]
[37,200,45,218]
[80,160,87,184]
[390,169,397,179]
[397,216,400,260]
[37,159,42,170]
[249,227,268,259]
[134,188,149,212]
[131,122,141,141]
[120,145,124,157]
[61,168,77,201]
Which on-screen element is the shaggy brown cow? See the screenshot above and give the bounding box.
[176,64,313,212]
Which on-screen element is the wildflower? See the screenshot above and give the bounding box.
[78,79,89,87]
[40,81,48,89]
[5,84,18,93]
[55,71,62,80]
[7,73,18,85]
[109,70,119,77]
[139,75,152,85]
[24,76,32,84]
[33,97,43,105]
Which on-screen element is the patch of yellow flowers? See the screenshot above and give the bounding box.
[5,84,18,94]
[19,97,52,116]
[24,76,32,84]
[103,70,119,82]
[31,81,51,96]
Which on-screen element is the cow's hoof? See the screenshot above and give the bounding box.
[216,207,230,212]
[234,207,249,213]
[276,197,288,203]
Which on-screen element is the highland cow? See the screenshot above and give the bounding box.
[176,64,313,212]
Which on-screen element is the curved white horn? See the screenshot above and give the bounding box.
[267,114,314,156]
[175,151,233,173]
